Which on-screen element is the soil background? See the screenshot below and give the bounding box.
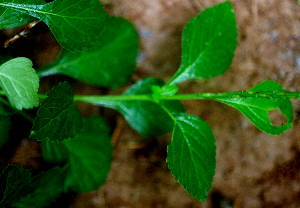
[2,0,300,208]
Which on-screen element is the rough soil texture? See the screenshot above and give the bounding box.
[1,0,300,207]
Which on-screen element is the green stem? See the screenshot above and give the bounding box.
[0,89,300,122]
[70,91,300,104]
[37,68,60,77]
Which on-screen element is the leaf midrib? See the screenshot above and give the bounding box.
[0,2,99,20]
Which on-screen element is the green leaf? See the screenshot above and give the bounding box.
[86,78,185,137]
[0,0,45,30]
[63,117,112,193]
[213,81,293,135]
[37,17,138,88]
[0,115,11,149]
[41,117,112,193]
[0,0,109,52]
[0,164,32,207]
[167,113,216,202]
[168,1,238,85]
[30,81,82,142]
[0,57,39,110]
[151,85,179,103]
[13,166,68,208]
[41,140,69,165]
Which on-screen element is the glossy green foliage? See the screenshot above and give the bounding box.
[0,115,11,149]
[86,78,185,136]
[42,117,112,193]
[213,81,293,135]
[0,57,39,110]
[168,1,237,85]
[30,82,82,142]
[167,113,216,202]
[0,0,45,29]
[38,17,138,88]
[0,0,109,52]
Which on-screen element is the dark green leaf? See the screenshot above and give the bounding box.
[0,57,39,110]
[167,113,216,202]
[0,0,109,52]
[0,0,45,30]
[168,1,238,85]
[0,164,32,207]
[63,117,112,193]
[86,78,185,136]
[37,17,138,88]
[41,140,68,165]
[0,115,11,149]
[42,117,112,193]
[13,166,68,208]
[213,81,293,135]
[30,81,82,142]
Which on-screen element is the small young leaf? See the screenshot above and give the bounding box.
[30,81,82,142]
[0,0,109,52]
[0,57,39,110]
[37,17,138,88]
[0,0,45,30]
[0,115,11,149]
[213,81,293,135]
[85,78,185,136]
[168,1,238,85]
[0,164,32,207]
[167,113,216,202]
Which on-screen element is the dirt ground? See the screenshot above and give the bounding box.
[2,0,300,207]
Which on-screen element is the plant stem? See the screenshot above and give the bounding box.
[71,91,300,104]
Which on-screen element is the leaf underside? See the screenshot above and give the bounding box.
[0,57,39,110]
[214,80,293,135]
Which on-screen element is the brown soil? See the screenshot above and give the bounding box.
[1,0,300,207]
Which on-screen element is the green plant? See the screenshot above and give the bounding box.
[0,0,298,206]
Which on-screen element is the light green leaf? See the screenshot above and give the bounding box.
[213,81,293,135]
[30,81,82,142]
[168,1,238,85]
[37,17,138,88]
[0,57,39,110]
[0,0,109,52]
[0,0,45,30]
[167,113,216,202]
